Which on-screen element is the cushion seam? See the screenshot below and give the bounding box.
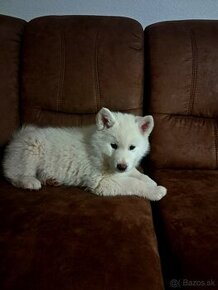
[214,121,218,168]
[187,30,198,115]
[151,112,217,120]
[94,29,102,111]
[56,29,66,111]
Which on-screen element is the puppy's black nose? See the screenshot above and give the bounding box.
[117,163,127,172]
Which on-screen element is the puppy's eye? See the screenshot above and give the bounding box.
[111,143,118,150]
[129,145,135,150]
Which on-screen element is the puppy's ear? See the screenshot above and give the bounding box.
[96,108,116,130]
[136,115,154,135]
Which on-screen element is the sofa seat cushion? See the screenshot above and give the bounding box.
[152,169,218,288]
[0,178,163,290]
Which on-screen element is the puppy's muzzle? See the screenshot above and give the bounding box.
[117,163,128,172]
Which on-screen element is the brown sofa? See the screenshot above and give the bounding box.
[0,14,217,290]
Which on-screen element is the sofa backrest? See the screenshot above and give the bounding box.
[0,15,25,157]
[145,20,218,169]
[21,16,144,127]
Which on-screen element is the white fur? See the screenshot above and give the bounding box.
[3,108,167,201]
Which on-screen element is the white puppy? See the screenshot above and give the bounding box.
[3,108,167,200]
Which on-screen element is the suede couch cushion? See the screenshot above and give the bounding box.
[0,15,164,290]
[151,169,218,289]
[145,20,218,289]
[0,178,164,290]
[22,16,144,127]
[145,20,218,169]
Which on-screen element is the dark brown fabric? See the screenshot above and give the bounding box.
[0,15,26,167]
[0,15,165,290]
[0,178,164,290]
[149,114,216,169]
[22,107,143,128]
[22,16,144,127]
[3,15,218,290]
[145,20,218,290]
[151,169,218,289]
[145,20,218,169]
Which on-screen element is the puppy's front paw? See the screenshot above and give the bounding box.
[145,185,167,201]
[45,178,61,187]
[17,176,42,190]
[155,186,167,201]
